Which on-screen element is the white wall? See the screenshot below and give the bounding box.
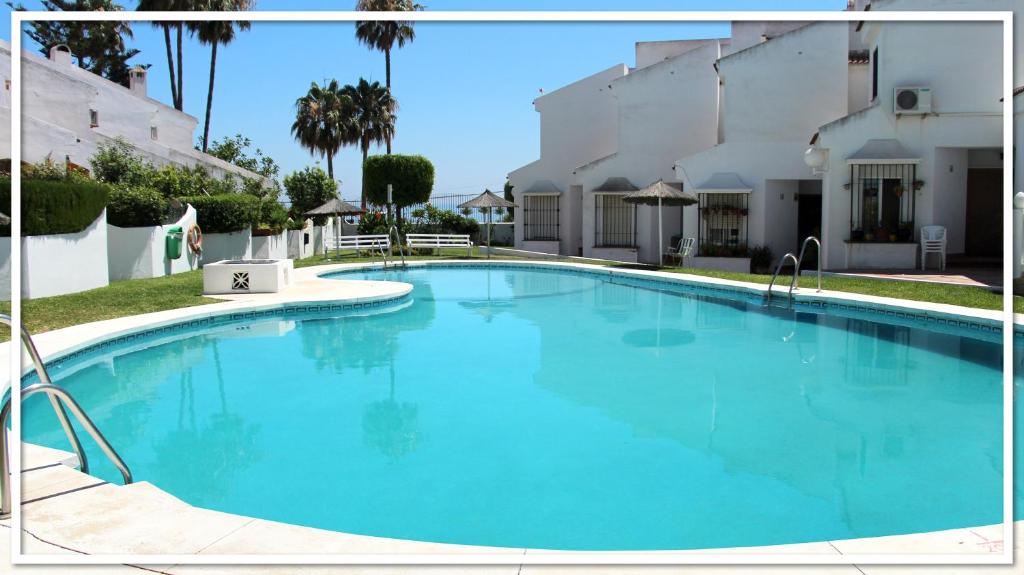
[251,231,289,260]
[763,180,801,256]
[931,148,969,254]
[578,42,723,263]
[634,39,724,69]
[22,211,109,299]
[200,228,252,266]
[107,205,199,281]
[509,64,626,257]
[719,22,849,143]
[848,62,871,114]
[726,21,810,55]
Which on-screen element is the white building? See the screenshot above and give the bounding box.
[0,40,262,182]
[510,1,1013,272]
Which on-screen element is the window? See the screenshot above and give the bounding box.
[594,193,636,247]
[871,47,879,101]
[523,194,559,241]
[698,193,749,256]
[89,109,99,128]
[849,163,916,242]
[150,126,158,141]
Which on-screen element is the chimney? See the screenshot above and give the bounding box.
[128,66,147,97]
[48,44,72,66]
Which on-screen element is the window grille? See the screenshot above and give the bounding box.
[523,195,559,240]
[594,193,636,247]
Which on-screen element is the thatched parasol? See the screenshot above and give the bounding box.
[305,198,363,259]
[622,180,697,265]
[458,191,516,259]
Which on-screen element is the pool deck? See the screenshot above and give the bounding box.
[1,260,1014,569]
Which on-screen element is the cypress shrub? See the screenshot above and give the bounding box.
[0,178,110,237]
[180,194,260,234]
[363,155,434,208]
[107,187,170,228]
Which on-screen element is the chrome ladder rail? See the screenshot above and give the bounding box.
[387,225,407,268]
[0,315,132,518]
[766,253,801,304]
[797,235,822,293]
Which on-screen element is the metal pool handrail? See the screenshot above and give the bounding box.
[797,236,822,293]
[0,314,132,518]
[766,253,801,304]
[387,224,407,268]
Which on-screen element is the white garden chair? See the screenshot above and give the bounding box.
[664,237,696,267]
[919,225,946,271]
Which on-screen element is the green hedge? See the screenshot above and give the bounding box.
[179,194,259,234]
[107,187,169,228]
[363,155,434,208]
[1,178,110,237]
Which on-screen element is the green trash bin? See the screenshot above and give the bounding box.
[166,226,184,260]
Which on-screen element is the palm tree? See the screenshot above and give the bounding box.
[354,0,419,154]
[340,78,396,207]
[136,0,180,109]
[291,80,350,180]
[193,0,253,152]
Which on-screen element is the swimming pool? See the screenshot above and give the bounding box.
[21,264,1005,551]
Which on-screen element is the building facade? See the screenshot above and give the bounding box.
[0,40,263,182]
[509,1,1013,272]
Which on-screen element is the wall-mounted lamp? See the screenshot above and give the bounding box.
[803,146,829,176]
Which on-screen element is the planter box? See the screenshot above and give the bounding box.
[522,240,560,255]
[591,247,639,263]
[201,228,252,267]
[108,205,199,281]
[844,242,918,270]
[691,256,751,274]
[251,230,288,260]
[203,259,293,294]
[0,211,111,299]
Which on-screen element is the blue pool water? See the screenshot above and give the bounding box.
[22,265,1005,551]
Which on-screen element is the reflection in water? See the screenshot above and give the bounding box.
[21,266,1003,551]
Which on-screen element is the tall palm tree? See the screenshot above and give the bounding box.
[136,0,180,109]
[354,0,419,154]
[193,0,253,152]
[291,80,350,180]
[340,78,396,207]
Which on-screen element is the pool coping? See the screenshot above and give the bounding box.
[2,259,1012,562]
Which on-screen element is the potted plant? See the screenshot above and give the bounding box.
[750,245,773,274]
[851,228,864,241]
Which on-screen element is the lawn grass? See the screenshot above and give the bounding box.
[0,250,1012,342]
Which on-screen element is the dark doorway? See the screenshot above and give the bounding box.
[964,168,1003,257]
[797,191,822,269]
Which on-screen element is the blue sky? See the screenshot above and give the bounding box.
[2,1,847,201]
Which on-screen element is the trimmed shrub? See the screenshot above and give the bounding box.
[107,187,169,228]
[179,194,260,234]
[357,211,389,235]
[0,178,110,237]
[363,155,434,209]
[90,138,155,188]
[405,204,479,236]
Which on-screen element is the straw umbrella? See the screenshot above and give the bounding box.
[304,198,363,259]
[622,180,698,265]
[457,190,517,259]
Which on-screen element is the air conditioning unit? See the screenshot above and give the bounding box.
[893,87,932,114]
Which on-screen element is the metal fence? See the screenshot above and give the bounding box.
[594,193,636,247]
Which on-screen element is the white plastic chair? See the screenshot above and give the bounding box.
[665,237,696,267]
[919,225,946,271]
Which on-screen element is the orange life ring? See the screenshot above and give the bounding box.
[187,224,203,254]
